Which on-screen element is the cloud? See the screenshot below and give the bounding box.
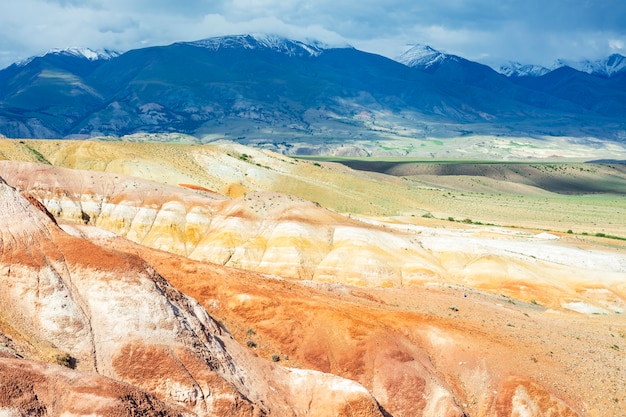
[0,0,624,69]
[609,38,625,52]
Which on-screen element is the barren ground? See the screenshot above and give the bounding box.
[0,138,624,416]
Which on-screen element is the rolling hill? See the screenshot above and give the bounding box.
[0,138,624,416]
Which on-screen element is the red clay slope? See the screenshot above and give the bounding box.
[80,222,624,417]
[0,176,384,416]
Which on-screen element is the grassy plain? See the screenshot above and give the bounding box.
[0,138,625,239]
[297,155,626,239]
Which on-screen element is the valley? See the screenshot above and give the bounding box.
[0,137,624,416]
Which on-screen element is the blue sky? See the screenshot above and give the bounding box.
[0,0,624,69]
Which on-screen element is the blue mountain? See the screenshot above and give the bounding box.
[0,35,624,144]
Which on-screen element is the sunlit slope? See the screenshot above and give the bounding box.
[0,138,624,415]
[1,138,625,236]
[1,159,624,316]
[0,175,385,416]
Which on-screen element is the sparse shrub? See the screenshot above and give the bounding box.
[247,328,255,335]
[448,217,455,222]
[24,144,51,165]
[567,229,573,234]
[53,352,74,368]
[422,212,433,218]
[449,305,459,312]
[271,354,280,362]
[246,340,256,348]
[462,218,473,224]
[596,232,606,237]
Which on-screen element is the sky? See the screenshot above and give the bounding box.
[0,0,625,70]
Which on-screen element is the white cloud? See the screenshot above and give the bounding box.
[609,39,625,52]
[0,0,624,69]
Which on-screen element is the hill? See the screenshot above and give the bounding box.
[0,138,624,416]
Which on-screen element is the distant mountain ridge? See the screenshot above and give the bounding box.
[397,43,626,78]
[553,53,626,78]
[499,54,626,78]
[178,33,336,57]
[497,62,551,78]
[395,44,453,69]
[15,47,120,67]
[0,34,625,147]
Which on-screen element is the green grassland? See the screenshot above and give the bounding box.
[295,155,626,239]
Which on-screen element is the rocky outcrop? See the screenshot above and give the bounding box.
[0,357,189,416]
[86,222,600,417]
[0,176,384,416]
[0,156,622,416]
[1,160,624,314]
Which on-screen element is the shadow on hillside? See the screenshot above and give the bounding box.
[330,160,626,195]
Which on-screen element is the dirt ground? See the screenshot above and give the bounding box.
[1,138,625,415]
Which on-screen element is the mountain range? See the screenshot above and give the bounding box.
[397,43,626,78]
[0,34,624,151]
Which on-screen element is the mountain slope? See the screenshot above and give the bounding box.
[0,35,624,144]
[399,44,626,124]
[397,44,600,117]
[0,48,114,138]
[179,33,329,56]
[77,38,539,140]
[511,66,626,117]
[0,174,386,416]
[0,151,622,415]
[396,44,448,69]
[554,53,626,78]
[0,357,188,416]
[498,62,551,77]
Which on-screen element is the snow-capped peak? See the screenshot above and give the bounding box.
[180,34,344,57]
[396,44,450,68]
[16,47,120,66]
[497,61,550,77]
[552,54,626,77]
[63,47,120,61]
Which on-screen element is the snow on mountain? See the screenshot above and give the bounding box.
[553,54,626,77]
[498,62,551,77]
[395,44,453,68]
[16,47,120,66]
[180,34,340,57]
